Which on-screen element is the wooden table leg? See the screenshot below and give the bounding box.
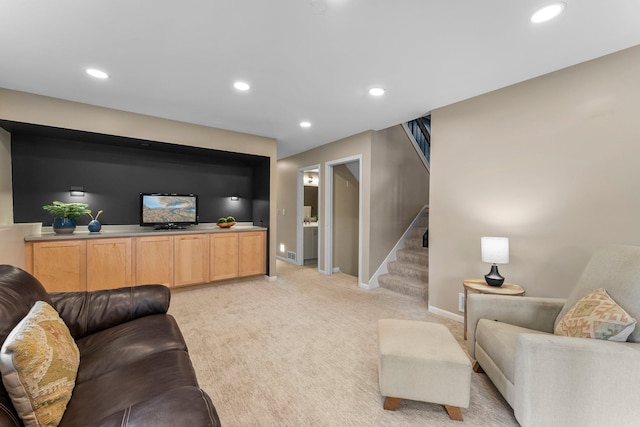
[464,288,468,340]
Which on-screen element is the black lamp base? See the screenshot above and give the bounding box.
[484,264,505,287]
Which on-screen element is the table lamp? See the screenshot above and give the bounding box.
[481,237,509,286]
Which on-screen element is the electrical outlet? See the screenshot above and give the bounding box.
[458,293,465,312]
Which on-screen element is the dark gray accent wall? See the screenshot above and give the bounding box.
[9,124,270,226]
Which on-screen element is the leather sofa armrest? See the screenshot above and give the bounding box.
[467,294,565,358]
[50,285,171,339]
[514,334,640,426]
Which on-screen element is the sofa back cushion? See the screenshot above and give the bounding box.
[0,266,53,346]
[554,245,640,343]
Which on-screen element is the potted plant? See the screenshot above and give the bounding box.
[42,201,90,234]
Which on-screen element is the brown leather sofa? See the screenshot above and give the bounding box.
[0,265,221,427]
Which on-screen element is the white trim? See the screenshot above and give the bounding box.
[276,255,297,265]
[264,275,277,281]
[401,122,430,173]
[368,204,429,289]
[428,305,464,323]
[297,164,320,269]
[324,154,363,286]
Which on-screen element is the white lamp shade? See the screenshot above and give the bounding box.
[481,237,509,264]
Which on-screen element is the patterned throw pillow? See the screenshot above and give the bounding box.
[555,288,637,341]
[0,301,80,427]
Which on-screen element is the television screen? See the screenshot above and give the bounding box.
[140,193,198,228]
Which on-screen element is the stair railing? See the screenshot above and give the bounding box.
[402,115,431,172]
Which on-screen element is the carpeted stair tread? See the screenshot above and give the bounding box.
[405,236,428,250]
[378,274,427,300]
[397,248,428,264]
[388,260,428,282]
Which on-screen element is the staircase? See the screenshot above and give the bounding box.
[404,115,431,169]
[378,215,429,303]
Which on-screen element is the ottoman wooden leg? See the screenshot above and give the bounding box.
[445,405,463,421]
[383,397,401,411]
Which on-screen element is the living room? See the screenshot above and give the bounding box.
[2,2,640,426]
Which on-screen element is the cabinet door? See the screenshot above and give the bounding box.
[238,231,266,277]
[86,238,132,291]
[32,241,87,292]
[135,236,174,286]
[174,234,209,286]
[210,232,239,281]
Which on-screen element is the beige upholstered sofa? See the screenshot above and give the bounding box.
[467,244,640,427]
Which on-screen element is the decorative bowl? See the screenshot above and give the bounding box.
[216,222,236,229]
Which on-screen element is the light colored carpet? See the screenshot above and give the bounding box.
[169,261,518,426]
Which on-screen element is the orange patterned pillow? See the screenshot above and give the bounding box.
[0,301,79,426]
[555,288,636,341]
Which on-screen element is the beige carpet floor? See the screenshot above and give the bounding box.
[169,261,519,426]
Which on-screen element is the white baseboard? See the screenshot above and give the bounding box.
[276,255,297,265]
[264,275,277,281]
[358,281,376,290]
[428,305,463,323]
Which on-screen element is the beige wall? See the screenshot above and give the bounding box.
[332,164,359,276]
[370,125,429,273]
[0,88,278,276]
[277,124,429,284]
[429,45,640,315]
[0,127,12,225]
[277,131,371,280]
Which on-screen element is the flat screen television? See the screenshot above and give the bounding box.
[140,193,199,229]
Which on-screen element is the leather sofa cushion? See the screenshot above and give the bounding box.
[0,265,52,344]
[51,285,170,340]
[89,386,219,427]
[60,350,199,427]
[75,314,187,382]
[476,319,549,383]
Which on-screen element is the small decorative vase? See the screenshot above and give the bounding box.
[53,218,77,234]
[88,220,102,233]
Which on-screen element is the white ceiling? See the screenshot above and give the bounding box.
[2,1,640,159]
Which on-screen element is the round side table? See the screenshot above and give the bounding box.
[463,279,525,340]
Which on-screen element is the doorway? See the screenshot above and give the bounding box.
[297,165,320,268]
[324,155,362,285]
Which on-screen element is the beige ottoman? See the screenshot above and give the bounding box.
[377,319,471,421]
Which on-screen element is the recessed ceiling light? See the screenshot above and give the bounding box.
[86,68,109,79]
[233,81,250,91]
[531,3,565,23]
[369,87,385,96]
[300,121,311,128]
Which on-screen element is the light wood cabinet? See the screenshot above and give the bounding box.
[26,228,266,291]
[134,236,173,286]
[30,241,87,292]
[239,231,267,277]
[210,232,239,281]
[86,238,133,290]
[174,234,209,286]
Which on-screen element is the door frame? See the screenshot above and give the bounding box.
[297,164,320,267]
[324,155,363,286]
